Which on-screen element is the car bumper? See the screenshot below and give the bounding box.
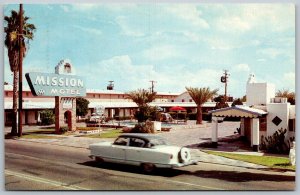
[156,160,198,168]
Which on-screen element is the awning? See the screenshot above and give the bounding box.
[209,105,268,118]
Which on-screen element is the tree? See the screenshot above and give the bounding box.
[276,89,295,105]
[76,97,90,117]
[241,95,246,102]
[40,110,55,125]
[4,7,36,135]
[186,87,218,124]
[126,89,157,122]
[214,95,229,109]
[231,98,243,107]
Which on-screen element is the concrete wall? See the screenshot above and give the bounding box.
[246,83,275,106]
[266,103,290,137]
[55,97,77,131]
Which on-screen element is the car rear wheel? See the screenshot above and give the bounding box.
[141,163,155,173]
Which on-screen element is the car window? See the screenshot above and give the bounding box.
[113,137,129,146]
[129,138,145,148]
[149,138,167,146]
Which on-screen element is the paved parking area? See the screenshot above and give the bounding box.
[157,121,240,147]
[5,121,240,148]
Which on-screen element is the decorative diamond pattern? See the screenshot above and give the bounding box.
[272,116,282,126]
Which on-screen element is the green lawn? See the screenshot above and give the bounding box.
[204,150,295,171]
[82,129,122,138]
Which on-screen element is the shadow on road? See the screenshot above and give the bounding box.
[191,170,295,182]
[79,160,189,177]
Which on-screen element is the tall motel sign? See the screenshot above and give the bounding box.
[26,60,86,133]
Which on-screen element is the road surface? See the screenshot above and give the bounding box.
[5,139,295,190]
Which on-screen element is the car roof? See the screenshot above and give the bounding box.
[119,133,164,140]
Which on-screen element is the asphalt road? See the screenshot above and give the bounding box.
[5,139,295,191]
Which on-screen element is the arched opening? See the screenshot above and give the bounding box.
[64,63,71,73]
[64,110,72,130]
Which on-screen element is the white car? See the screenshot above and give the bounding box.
[89,114,106,123]
[89,133,197,172]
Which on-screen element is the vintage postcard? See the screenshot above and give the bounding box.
[3,3,295,190]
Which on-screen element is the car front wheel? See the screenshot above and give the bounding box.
[141,163,155,173]
[95,157,104,163]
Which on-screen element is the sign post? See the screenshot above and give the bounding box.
[26,60,86,133]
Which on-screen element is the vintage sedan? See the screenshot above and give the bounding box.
[89,133,197,172]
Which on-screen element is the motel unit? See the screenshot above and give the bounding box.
[3,84,219,126]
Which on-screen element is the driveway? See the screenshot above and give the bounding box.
[158,121,240,147]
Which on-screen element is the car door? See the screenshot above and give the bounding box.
[125,138,147,164]
[110,137,130,163]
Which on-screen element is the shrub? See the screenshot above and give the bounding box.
[60,126,69,133]
[129,121,155,133]
[202,112,212,121]
[134,106,159,122]
[188,112,197,120]
[188,112,211,121]
[40,110,55,125]
[260,128,294,154]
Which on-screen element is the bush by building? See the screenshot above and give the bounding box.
[260,128,295,154]
[40,109,55,125]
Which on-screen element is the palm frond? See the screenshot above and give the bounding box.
[186,86,218,106]
[126,89,157,107]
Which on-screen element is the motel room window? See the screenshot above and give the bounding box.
[289,119,295,132]
[171,100,174,102]
[182,99,185,102]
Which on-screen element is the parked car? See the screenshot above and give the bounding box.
[89,113,106,123]
[89,133,197,172]
[160,113,173,122]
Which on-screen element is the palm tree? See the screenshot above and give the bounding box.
[276,89,295,105]
[126,89,157,122]
[4,7,36,135]
[186,87,218,124]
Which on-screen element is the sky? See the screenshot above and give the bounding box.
[3,3,295,98]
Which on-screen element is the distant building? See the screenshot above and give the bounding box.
[4,85,220,126]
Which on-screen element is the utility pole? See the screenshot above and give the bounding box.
[18,4,23,137]
[221,70,229,102]
[149,80,156,93]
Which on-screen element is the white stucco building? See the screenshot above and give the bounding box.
[210,74,295,151]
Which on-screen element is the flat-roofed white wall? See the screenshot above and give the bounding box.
[289,105,296,119]
[246,83,275,106]
[174,92,193,102]
[266,103,289,137]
